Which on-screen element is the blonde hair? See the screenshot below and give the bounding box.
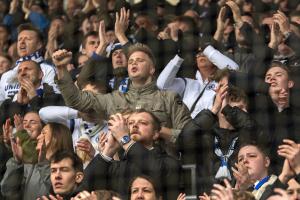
[127,43,156,66]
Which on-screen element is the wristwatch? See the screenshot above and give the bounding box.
[120,135,131,145]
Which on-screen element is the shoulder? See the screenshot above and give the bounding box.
[40,62,55,72]
[157,90,185,106]
[1,69,15,82]
[158,89,180,99]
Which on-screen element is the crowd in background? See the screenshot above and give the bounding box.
[0,0,299,199]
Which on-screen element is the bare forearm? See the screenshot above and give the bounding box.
[46,41,58,56]
[95,44,108,56]
[116,33,129,45]
[278,173,292,184]
[214,28,224,42]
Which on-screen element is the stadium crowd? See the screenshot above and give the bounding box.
[0,0,299,199]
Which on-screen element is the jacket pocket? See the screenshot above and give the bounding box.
[147,102,169,126]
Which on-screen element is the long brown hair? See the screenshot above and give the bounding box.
[47,122,73,156]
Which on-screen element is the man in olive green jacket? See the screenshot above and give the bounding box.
[52,43,191,145]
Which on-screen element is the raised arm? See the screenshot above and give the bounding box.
[156,55,186,97]
[203,45,239,70]
[39,106,78,127]
[274,10,300,55]
[114,7,130,45]
[214,6,227,42]
[52,50,108,115]
[22,0,49,32]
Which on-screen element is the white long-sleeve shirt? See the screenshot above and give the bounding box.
[39,106,108,152]
[157,45,239,118]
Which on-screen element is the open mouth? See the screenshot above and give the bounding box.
[116,60,123,65]
[131,66,138,73]
[19,46,27,51]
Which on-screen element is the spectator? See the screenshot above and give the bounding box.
[157,44,238,118]
[2,111,43,163]
[52,42,191,150]
[45,15,76,61]
[107,42,129,92]
[286,179,300,200]
[233,139,300,200]
[0,60,64,134]
[178,82,260,195]
[76,10,130,93]
[267,188,296,200]
[38,151,85,200]
[129,175,162,200]
[3,0,26,42]
[219,9,300,175]
[1,111,43,199]
[77,24,129,92]
[77,53,89,68]
[157,15,200,76]
[262,62,299,173]
[81,31,100,58]
[134,12,158,36]
[214,1,276,75]
[0,23,57,103]
[20,0,50,33]
[1,120,73,200]
[65,0,82,20]
[39,79,109,167]
[84,109,182,199]
[46,0,64,18]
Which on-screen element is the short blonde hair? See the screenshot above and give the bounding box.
[127,43,156,66]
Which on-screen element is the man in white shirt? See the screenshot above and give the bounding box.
[0,23,57,104]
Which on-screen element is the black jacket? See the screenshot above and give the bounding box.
[229,72,300,174]
[84,142,182,200]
